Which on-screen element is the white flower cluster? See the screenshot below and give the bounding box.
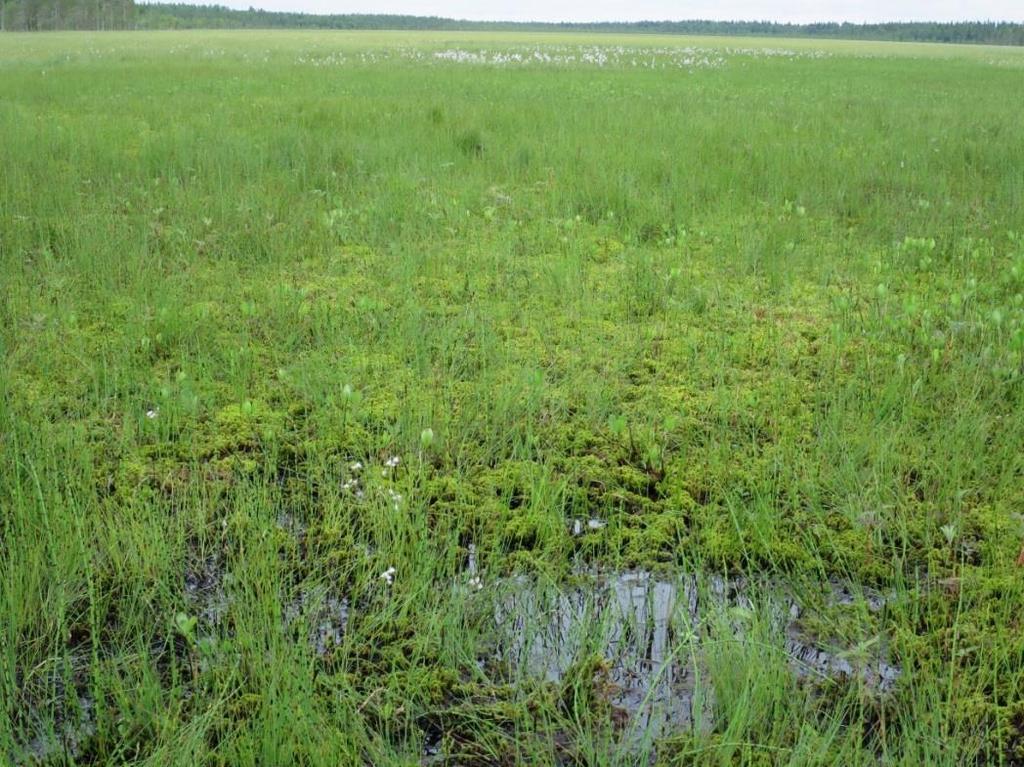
[294,43,833,72]
[340,455,401,504]
[387,488,402,511]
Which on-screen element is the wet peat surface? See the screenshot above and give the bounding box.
[10,560,901,765]
[14,696,96,766]
[489,571,899,749]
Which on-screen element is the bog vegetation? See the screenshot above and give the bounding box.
[1,30,1024,767]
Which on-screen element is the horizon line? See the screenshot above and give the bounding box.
[131,5,1024,26]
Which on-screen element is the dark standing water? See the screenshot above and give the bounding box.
[492,571,899,747]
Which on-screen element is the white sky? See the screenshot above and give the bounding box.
[192,1,1024,23]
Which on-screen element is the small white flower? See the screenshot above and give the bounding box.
[385,456,400,468]
[380,566,396,585]
[146,408,159,419]
[468,576,483,591]
[350,461,363,472]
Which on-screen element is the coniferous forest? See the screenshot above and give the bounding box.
[1,1,1023,45]
[2,0,134,30]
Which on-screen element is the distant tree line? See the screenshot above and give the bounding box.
[136,8,1024,45]
[3,0,1024,46]
[1,0,133,29]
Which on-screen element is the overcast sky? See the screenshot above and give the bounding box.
[198,1,1024,23]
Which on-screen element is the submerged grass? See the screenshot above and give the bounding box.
[1,30,1024,766]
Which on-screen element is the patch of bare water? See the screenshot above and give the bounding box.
[492,571,899,746]
[185,526,349,658]
[282,587,350,656]
[184,555,230,628]
[11,693,95,765]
